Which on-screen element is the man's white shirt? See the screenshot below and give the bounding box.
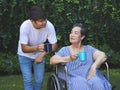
[17,20,57,59]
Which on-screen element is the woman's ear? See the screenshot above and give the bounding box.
[81,35,85,40]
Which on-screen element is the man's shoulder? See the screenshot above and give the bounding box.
[20,20,31,33]
[21,19,31,27]
[46,20,54,28]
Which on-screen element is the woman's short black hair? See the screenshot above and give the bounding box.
[28,6,46,21]
[72,23,88,43]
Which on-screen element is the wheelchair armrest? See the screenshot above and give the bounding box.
[55,63,66,74]
[100,54,111,81]
[104,62,110,81]
[105,54,111,81]
[100,62,110,81]
[99,54,111,81]
[55,63,68,90]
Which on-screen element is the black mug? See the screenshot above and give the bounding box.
[44,43,52,53]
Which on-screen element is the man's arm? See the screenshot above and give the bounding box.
[34,43,57,64]
[52,43,57,52]
[21,44,44,53]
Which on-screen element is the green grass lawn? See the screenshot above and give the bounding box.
[0,69,120,90]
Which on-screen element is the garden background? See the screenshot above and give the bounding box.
[0,0,120,90]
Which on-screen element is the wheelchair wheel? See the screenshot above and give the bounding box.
[47,73,61,90]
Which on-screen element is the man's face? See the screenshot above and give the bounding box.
[32,19,47,29]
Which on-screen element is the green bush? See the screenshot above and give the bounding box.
[93,44,120,68]
[44,55,55,72]
[0,53,55,75]
[0,0,119,73]
[0,53,20,75]
[0,0,119,53]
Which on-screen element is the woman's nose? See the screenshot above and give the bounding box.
[70,33,75,36]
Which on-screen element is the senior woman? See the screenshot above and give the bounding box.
[50,23,112,90]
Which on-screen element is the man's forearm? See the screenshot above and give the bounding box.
[21,44,38,53]
[52,43,57,52]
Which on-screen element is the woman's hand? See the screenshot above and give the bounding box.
[87,64,97,80]
[70,54,78,61]
[87,50,107,80]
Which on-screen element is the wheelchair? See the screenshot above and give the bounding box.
[47,63,68,90]
[47,59,110,90]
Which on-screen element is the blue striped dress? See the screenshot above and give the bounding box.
[56,45,112,90]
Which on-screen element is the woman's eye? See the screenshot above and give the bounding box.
[70,31,80,35]
[75,32,79,34]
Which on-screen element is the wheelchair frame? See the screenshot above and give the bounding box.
[47,62,110,90]
[47,63,68,90]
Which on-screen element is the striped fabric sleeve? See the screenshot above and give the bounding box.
[88,45,98,54]
[55,47,67,57]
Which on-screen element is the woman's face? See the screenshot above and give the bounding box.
[32,19,47,29]
[69,26,84,44]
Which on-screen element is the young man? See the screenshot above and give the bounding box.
[17,6,57,90]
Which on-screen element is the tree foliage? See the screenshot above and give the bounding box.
[0,0,119,53]
[0,0,120,73]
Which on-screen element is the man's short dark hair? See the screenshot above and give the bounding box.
[28,6,46,21]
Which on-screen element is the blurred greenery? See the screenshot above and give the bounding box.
[0,0,119,75]
[0,0,119,53]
